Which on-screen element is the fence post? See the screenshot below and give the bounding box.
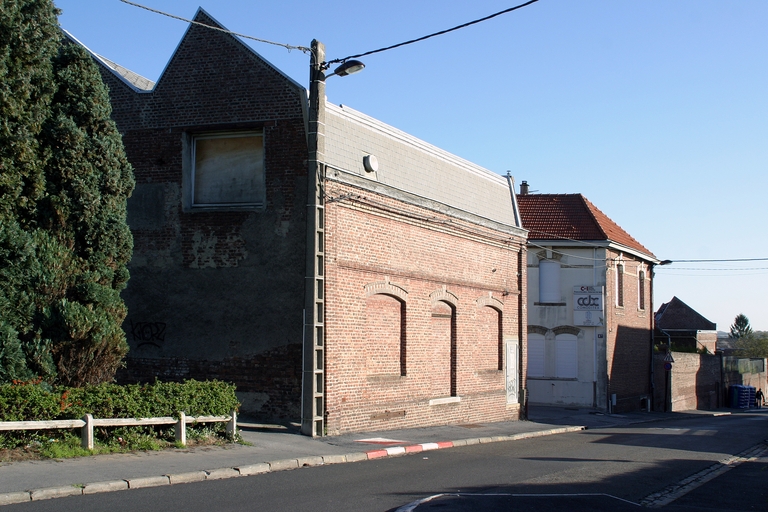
[175,412,186,446]
[226,410,237,441]
[81,414,94,450]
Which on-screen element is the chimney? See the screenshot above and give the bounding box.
[520,181,529,195]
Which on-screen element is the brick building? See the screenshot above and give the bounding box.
[73,9,528,435]
[655,296,717,354]
[517,185,659,412]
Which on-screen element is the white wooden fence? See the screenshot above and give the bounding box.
[0,410,237,449]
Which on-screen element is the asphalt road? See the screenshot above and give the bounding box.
[6,412,767,511]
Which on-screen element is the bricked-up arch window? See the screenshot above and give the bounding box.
[183,131,265,209]
[638,270,646,310]
[616,263,624,308]
[365,294,406,376]
[431,300,457,397]
[477,306,503,371]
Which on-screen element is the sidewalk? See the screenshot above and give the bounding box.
[0,406,731,506]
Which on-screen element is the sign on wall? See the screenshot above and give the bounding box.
[573,285,604,326]
[505,338,518,404]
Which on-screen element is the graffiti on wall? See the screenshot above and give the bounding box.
[130,320,166,349]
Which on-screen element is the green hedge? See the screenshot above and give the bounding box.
[0,380,240,451]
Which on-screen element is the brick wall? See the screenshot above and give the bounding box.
[96,10,308,420]
[323,180,527,434]
[605,250,654,412]
[652,352,721,411]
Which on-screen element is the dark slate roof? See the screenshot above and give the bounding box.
[517,194,655,258]
[655,296,717,331]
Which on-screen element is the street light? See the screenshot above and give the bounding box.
[328,59,365,77]
[302,41,364,437]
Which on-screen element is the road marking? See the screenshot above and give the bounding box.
[640,442,768,508]
[355,437,407,444]
[394,493,641,511]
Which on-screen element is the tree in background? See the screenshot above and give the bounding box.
[735,332,768,359]
[730,314,753,339]
[0,0,134,385]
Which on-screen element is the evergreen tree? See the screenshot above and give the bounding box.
[0,0,134,385]
[0,0,60,382]
[730,313,753,339]
[39,42,135,386]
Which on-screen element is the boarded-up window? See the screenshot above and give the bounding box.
[527,334,545,377]
[555,334,578,379]
[193,132,265,207]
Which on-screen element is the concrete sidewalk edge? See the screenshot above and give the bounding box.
[0,425,586,506]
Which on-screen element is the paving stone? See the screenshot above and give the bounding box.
[167,471,206,484]
[30,486,82,501]
[0,492,30,506]
[83,480,128,494]
[236,463,270,476]
[127,475,170,489]
[205,468,240,480]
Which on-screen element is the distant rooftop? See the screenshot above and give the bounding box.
[95,54,155,91]
[656,296,717,331]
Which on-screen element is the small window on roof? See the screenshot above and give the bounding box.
[190,132,265,208]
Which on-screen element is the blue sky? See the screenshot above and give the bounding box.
[56,0,768,331]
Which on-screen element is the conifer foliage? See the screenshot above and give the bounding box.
[0,0,134,385]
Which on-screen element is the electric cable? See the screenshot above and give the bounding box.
[325,0,539,66]
[119,0,310,53]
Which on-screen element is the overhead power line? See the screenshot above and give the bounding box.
[121,0,540,66]
[119,0,310,53]
[326,0,540,65]
[667,258,768,263]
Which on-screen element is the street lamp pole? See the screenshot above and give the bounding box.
[302,42,364,436]
[302,40,327,437]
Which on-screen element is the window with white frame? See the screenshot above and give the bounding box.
[190,132,265,208]
[638,270,646,310]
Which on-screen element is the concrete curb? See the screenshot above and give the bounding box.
[0,425,586,506]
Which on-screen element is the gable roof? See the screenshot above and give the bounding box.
[655,296,717,331]
[77,8,303,95]
[517,193,655,259]
[324,104,522,230]
[74,9,523,233]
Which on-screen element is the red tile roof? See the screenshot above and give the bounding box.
[517,194,655,259]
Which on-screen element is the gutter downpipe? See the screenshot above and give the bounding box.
[649,263,655,412]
